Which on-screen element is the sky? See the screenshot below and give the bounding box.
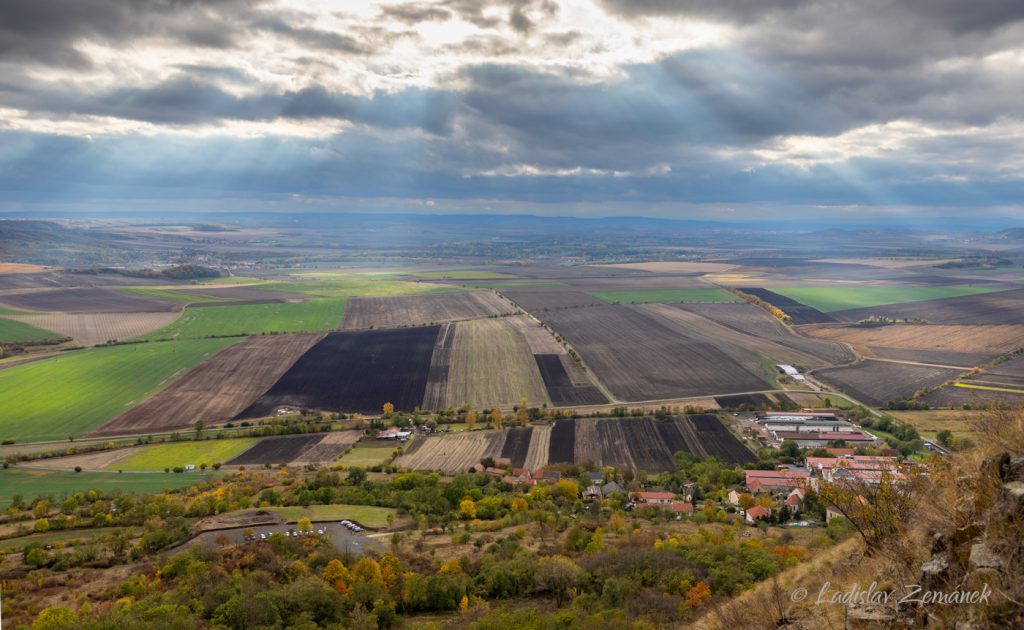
[1,0,1022,221]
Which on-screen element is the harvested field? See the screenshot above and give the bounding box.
[589,287,741,304]
[539,305,769,401]
[832,288,1024,325]
[238,327,439,417]
[564,275,711,290]
[923,384,1024,409]
[549,415,753,471]
[500,427,533,467]
[676,303,855,365]
[523,424,551,470]
[289,432,362,466]
[500,289,604,312]
[340,291,516,329]
[0,264,47,274]
[715,393,773,409]
[227,434,325,466]
[92,334,326,436]
[19,447,140,472]
[445,318,550,409]
[534,354,606,406]
[5,311,180,346]
[506,315,566,354]
[0,287,180,313]
[858,347,992,368]
[395,431,505,474]
[589,262,737,273]
[814,360,964,407]
[421,323,454,411]
[737,288,836,324]
[801,324,1024,362]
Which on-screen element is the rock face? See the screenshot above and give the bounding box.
[906,452,1023,627]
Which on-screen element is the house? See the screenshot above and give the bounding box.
[585,471,605,483]
[667,501,694,514]
[785,488,805,513]
[745,505,771,524]
[377,428,412,441]
[745,469,810,493]
[602,481,624,496]
[727,489,742,505]
[630,491,676,505]
[584,485,603,500]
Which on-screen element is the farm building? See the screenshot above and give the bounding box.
[630,491,676,505]
[776,364,806,381]
[771,430,877,448]
[745,469,810,493]
[745,505,772,524]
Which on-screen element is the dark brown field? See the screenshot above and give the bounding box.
[238,326,439,417]
[548,415,754,471]
[288,432,362,466]
[226,434,326,466]
[814,360,964,407]
[737,288,836,324]
[499,289,605,312]
[0,287,180,313]
[534,354,606,406]
[91,333,326,436]
[539,305,769,401]
[340,291,516,329]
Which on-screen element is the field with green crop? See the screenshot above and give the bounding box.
[336,444,397,467]
[0,468,215,505]
[0,338,237,442]
[117,286,233,303]
[0,317,62,343]
[408,270,518,280]
[141,298,347,340]
[772,285,1007,313]
[275,504,397,527]
[588,287,743,304]
[108,438,261,471]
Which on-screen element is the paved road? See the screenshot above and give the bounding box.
[189,522,382,554]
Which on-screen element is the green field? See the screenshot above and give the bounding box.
[0,317,62,343]
[0,338,237,442]
[117,286,234,304]
[772,285,1008,313]
[337,444,397,467]
[408,270,518,280]
[274,504,397,527]
[108,438,261,471]
[141,298,347,340]
[0,468,215,505]
[0,526,137,552]
[588,287,743,304]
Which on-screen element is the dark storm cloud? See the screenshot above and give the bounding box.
[0,0,263,67]
[249,13,369,54]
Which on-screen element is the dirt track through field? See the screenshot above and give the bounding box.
[92,333,325,436]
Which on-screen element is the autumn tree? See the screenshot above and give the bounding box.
[517,397,529,427]
[490,408,502,430]
[817,469,924,554]
[323,559,352,594]
[535,555,587,607]
[465,410,478,430]
[684,581,712,610]
[459,498,477,519]
[297,517,313,532]
[738,493,755,510]
[383,402,395,418]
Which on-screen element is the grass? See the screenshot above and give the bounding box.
[588,287,743,305]
[772,285,1008,313]
[107,438,261,471]
[337,444,398,467]
[0,526,137,552]
[0,338,237,442]
[0,317,62,343]
[408,270,518,280]
[888,409,983,443]
[0,468,215,505]
[140,298,347,340]
[274,504,397,527]
[117,286,234,304]
[953,382,1024,395]
[0,306,30,315]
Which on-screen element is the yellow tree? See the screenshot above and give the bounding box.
[465,410,477,430]
[383,402,395,418]
[323,559,352,594]
[517,397,530,427]
[297,517,313,532]
[490,408,502,430]
[351,556,385,587]
[459,498,477,519]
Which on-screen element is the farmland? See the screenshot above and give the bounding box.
[539,305,769,401]
[0,338,237,442]
[445,318,550,409]
[289,431,362,466]
[0,468,215,505]
[588,287,742,304]
[772,285,1008,313]
[833,288,1024,325]
[736,288,836,324]
[814,360,964,407]
[0,287,180,313]
[116,286,234,303]
[238,327,439,417]
[340,291,516,329]
[421,323,454,411]
[140,298,348,340]
[0,316,62,343]
[534,355,606,406]
[802,324,1024,366]
[5,311,180,346]
[337,443,399,467]
[105,438,261,471]
[408,270,518,280]
[93,333,325,436]
[226,434,326,466]
[500,289,605,312]
[395,431,505,474]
